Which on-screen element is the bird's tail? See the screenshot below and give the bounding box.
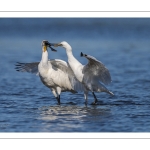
[107,91,114,96]
[96,82,114,96]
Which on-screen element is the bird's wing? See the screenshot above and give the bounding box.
[82,54,112,85]
[15,60,83,91]
[15,62,39,75]
[50,59,83,92]
[49,59,69,74]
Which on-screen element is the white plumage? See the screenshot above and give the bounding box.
[15,40,83,104]
[51,41,114,104]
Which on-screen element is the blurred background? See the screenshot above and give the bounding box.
[0,18,150,132]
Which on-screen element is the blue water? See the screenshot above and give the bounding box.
[0,18,150,132]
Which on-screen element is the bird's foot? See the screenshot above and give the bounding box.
[57,100,60,105]
[91,102,98,105]
[91,99,98,105]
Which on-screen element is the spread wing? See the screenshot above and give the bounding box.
[15,59,83,92]
[15,62,39,75]
[82,54,112,85]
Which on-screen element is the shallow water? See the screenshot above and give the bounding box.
[0,18,150,132]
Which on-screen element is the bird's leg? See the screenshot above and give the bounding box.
[56,87,61,105]
[56,96,60,105]
[58,95,60,105]
[84,90,88,105]
[85,100,88,106]
[92,92,98,105]
[51,89,60,105]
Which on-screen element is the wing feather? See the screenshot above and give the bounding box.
[15,60,83,92]
[82,55,112,85]
[15,62,39,75]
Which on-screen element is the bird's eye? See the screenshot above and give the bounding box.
[45,41,48,45]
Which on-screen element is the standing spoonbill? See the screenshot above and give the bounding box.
[50,41,114,104]
[15,40,83,105]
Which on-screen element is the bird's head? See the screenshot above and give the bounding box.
[50,41,72,50]
[41,40,57,52]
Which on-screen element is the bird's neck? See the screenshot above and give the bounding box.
[65,46,83,82]
[66,47,74,60]
[65,46,80,65]
[41,50,50,68]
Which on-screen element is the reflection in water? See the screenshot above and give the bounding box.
[38,105,111,132]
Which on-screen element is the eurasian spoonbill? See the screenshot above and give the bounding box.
[50,41,114,104]
[15,40,83,104]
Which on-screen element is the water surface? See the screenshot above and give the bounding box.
[0,18,150,132]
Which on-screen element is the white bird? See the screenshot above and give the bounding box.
[15,40,83,105]
[50,41,114,104]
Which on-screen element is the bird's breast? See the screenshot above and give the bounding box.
[39,73,54,88]
[38,64,54,87]
[72,65,84,83]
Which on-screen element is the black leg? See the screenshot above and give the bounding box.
[92,92,98,104]
[58,95,60,104]
[56,96,60,105]
[85,101,88,106]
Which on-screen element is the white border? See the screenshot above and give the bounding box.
[0,0,150,11]
[0,11,150,18]
[0,133,150,139]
